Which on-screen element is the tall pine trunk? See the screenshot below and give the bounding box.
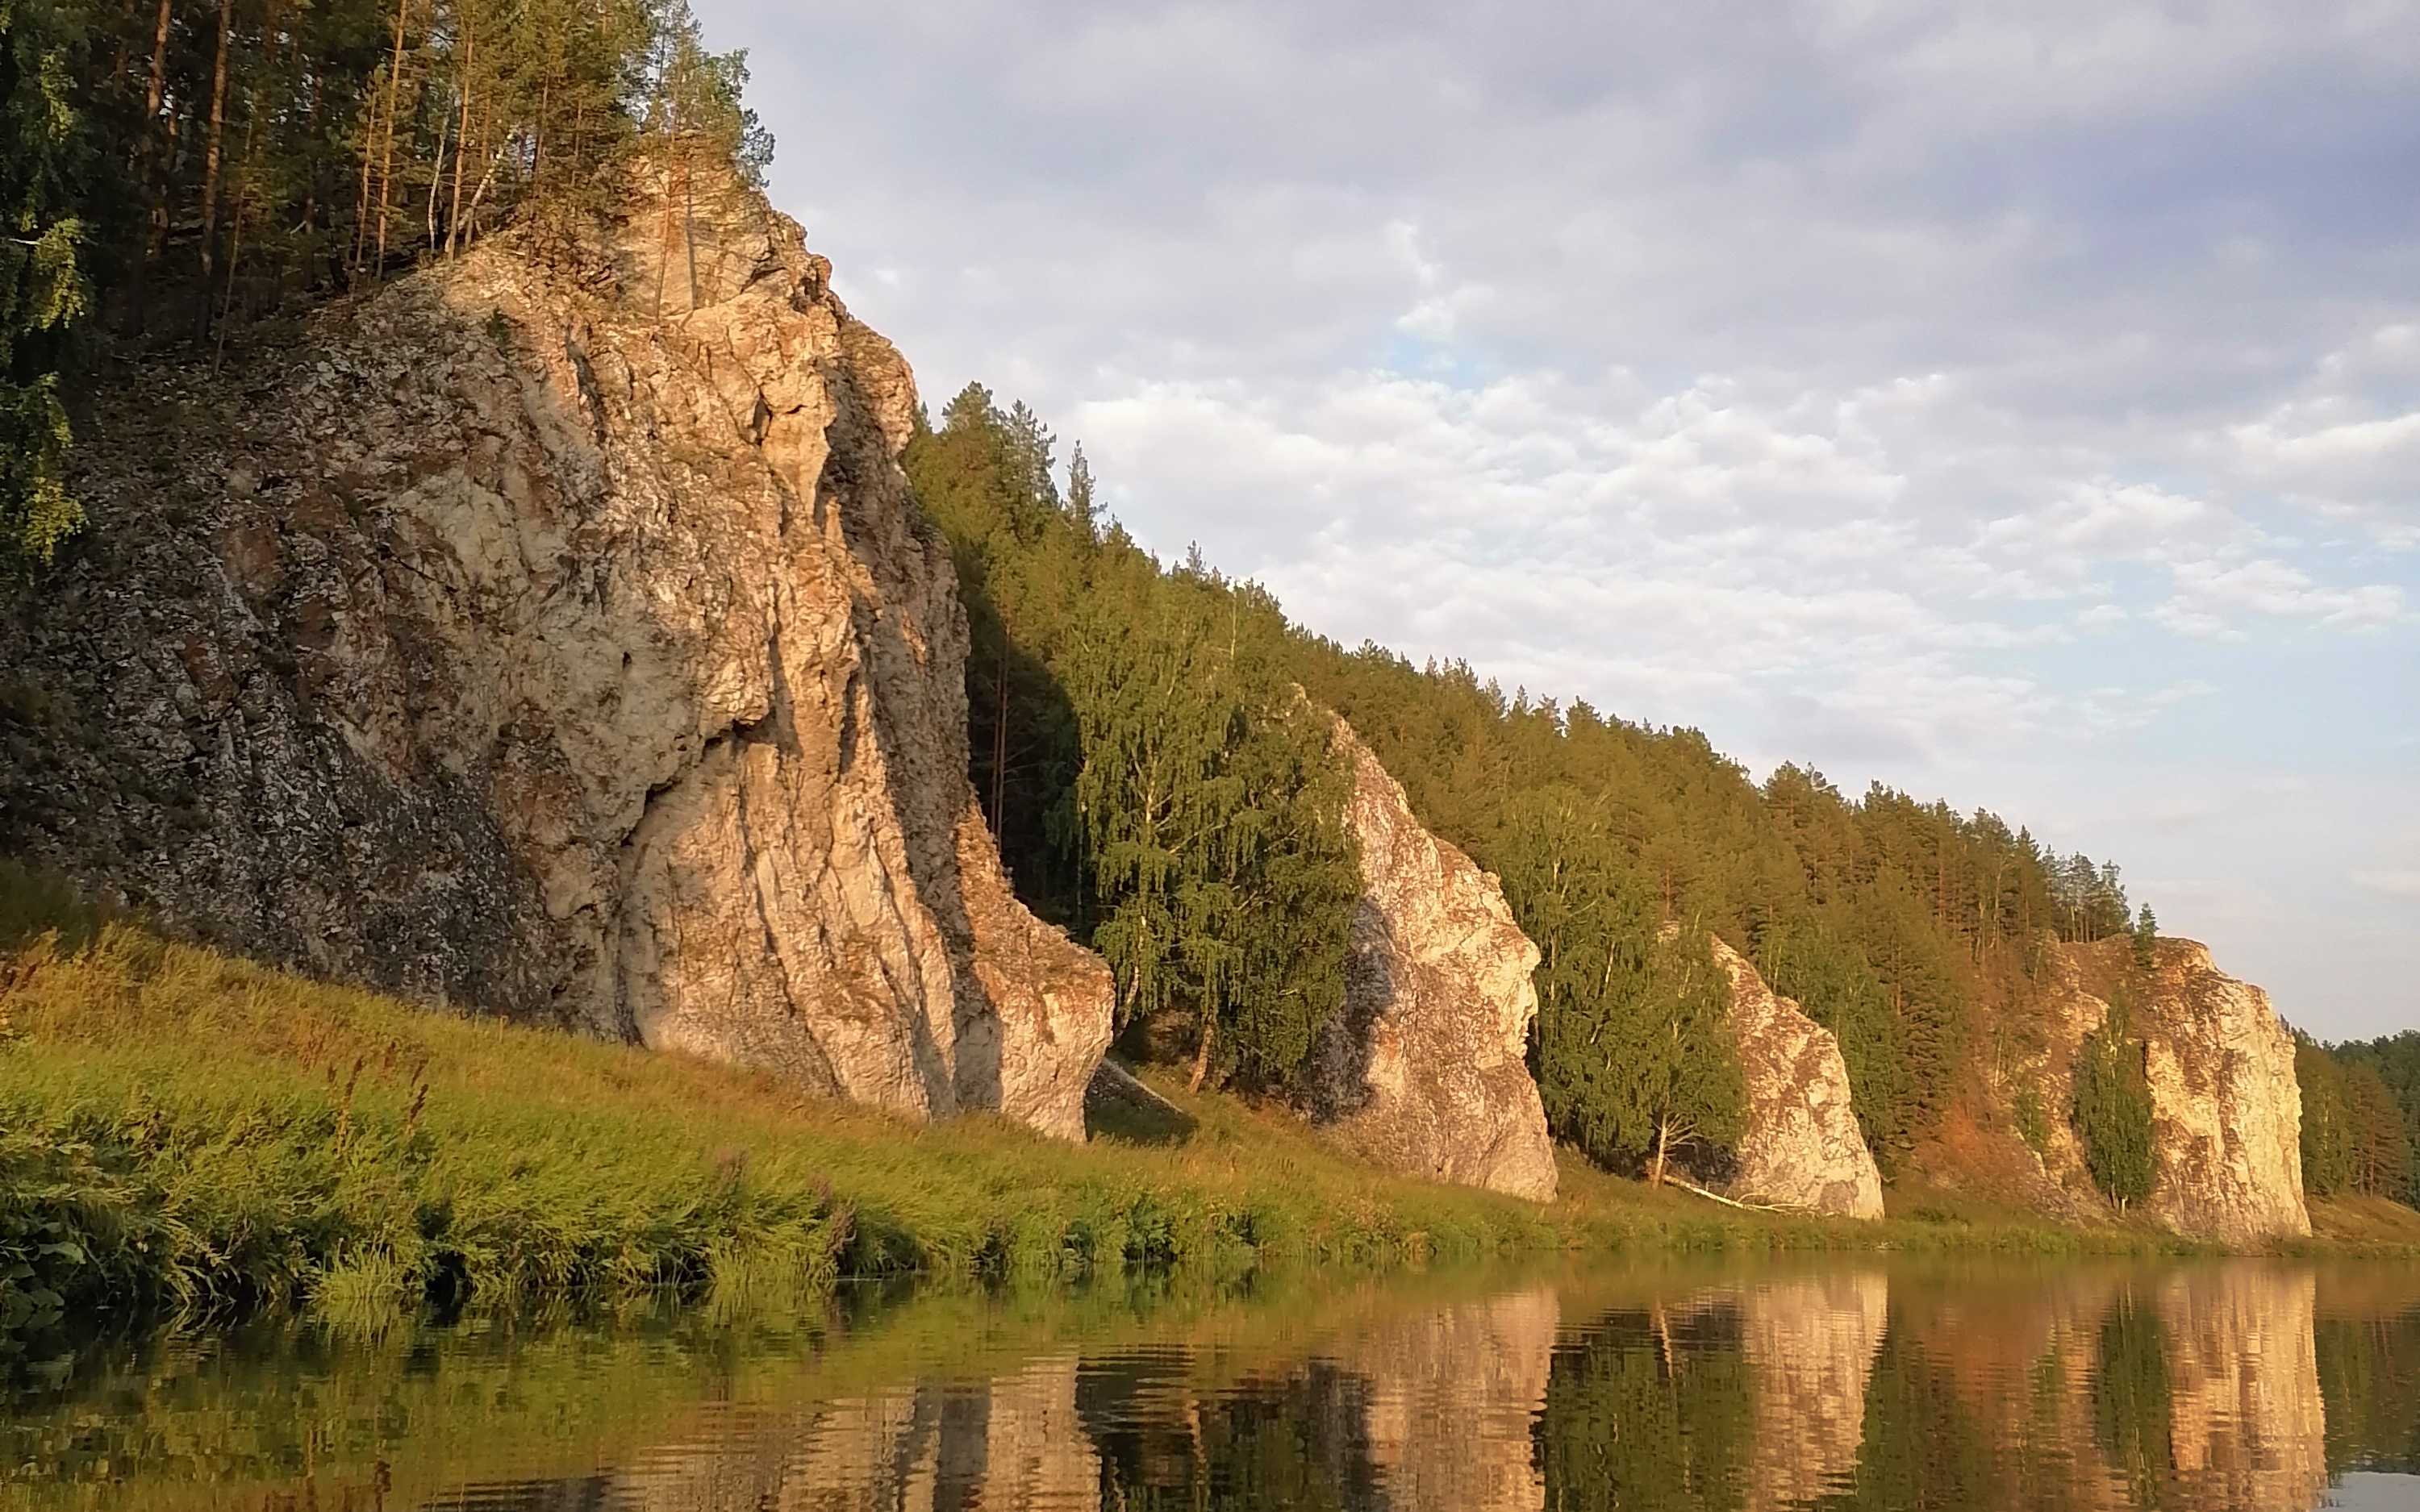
[445,4,471,256]
[362,0,411,281]
[194,0,235,338]
[128,0,176,331]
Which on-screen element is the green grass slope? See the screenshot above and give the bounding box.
[0,873,2257,1346]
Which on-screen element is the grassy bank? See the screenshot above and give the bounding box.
[0,897,2229,1345]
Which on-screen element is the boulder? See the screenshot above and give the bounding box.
[1709,937,1886,1218]
[1309,715,1559,1201]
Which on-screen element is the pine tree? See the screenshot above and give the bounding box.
[2131,903,2159,973]
[2345,1061,2410,1199]
[1065,440,1096,542]
[0,0,90,569]
[2297,1039,2353,1198]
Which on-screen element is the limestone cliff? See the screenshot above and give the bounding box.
[0,156,1112,1136]
[1309,714,1560,1202]
[1709,938,1886,1219]
[2034,939,2310,1243]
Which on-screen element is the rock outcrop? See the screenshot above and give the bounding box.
[2037,940,2309,1243]
[1709,938,1886,1219]
[1309,715,1559,1201]
[0,155,1112,1136]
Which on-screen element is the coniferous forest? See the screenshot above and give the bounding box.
[0,0,763,569]
[903,389,2266,1189]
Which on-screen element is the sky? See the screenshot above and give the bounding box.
[699,0,2419,1040]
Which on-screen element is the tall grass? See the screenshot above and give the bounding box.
[0,911,1575,1341]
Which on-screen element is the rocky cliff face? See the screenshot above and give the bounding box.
[1309,715,1559,1201]
[2037,940,2310,1243]
[0,156,1112,1136]
[1709,938,1886,1219]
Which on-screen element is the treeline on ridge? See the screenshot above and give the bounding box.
[1,0,767,569]
[908,385,2168,1188]
[2297,1033,2418,1205]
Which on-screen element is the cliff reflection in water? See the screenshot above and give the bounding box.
[11,1260,2420,1512]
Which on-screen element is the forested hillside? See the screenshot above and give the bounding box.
[2310,1033,2420,1205]
[0,0,764,569]
[907,387,2169,1186]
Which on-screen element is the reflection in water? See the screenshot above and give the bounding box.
[2155,1268,2327,1512]
[6,1260,2418,1511]
[1737,1273,1891,1507]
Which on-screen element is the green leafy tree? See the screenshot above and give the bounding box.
[1061,562,1356,1093]
[1497,785,1744,1182]
[2074,998,2157,1209]
[2132,903,2159,972]
[2334,1031,2420,1205]
[1756,910,1908,1161]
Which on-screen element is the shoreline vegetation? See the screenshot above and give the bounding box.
[6,876,2409,1353]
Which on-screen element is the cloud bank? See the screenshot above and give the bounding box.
[705,0,2420,1037]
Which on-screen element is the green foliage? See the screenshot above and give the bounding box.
[2073,1001,2156,1208]
[2132,903,2159,972]
[2335,1031,2420,1205]
[645,0,773,186]
[1496,785,1743,1176]
[2345,1062,2413,1202]
[908,386,1358,1094]
[1757,912,1907,1156]
[2299,1038,2355,1198]
[2011,1085,2049,1155]
[2300,1036,2411,1202]
[0,0,90,568]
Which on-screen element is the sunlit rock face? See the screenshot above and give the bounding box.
[1708,938,1886,1219]
[2041,941,2310,1242]
[1734,1272,1890,1507]
[0,154,1111,1137]
[1310,714,1560,1201]
[2159,1265,2328,1512]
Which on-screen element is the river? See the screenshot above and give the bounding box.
[7,1256,2418,1510]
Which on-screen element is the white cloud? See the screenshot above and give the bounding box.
[707,0,2420,1034]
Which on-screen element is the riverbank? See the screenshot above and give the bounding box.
[0,893,2298,1345]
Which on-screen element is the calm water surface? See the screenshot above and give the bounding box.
[8,1258,2420,1510]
